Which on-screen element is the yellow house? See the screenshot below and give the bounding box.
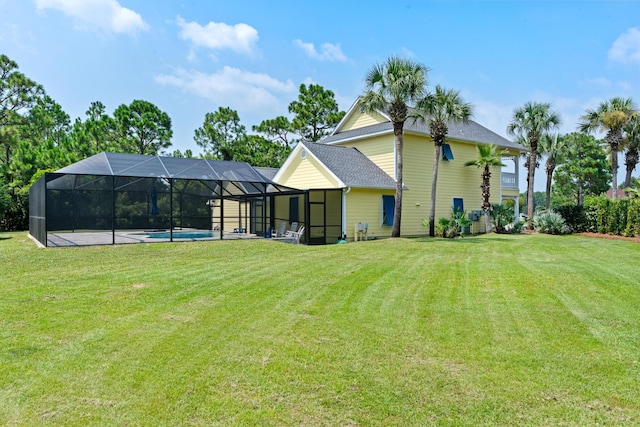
[273,98,526,241]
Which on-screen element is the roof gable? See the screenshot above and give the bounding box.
[332,97,389,135]
[325,98,527,153]
[301,143,396,190]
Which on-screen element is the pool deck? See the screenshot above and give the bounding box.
[44,230,261,247]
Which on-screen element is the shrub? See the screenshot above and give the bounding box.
[533,210,568,235]
[426,208,472,238]
[624,198,640,237]
[584,196,609,234]
[490,203,511,233]
[0,187,29,231]
[555,205,587,232]
[584,196,640,237]
[490,203,523,234]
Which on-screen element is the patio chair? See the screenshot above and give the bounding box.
[283,222,299,238]
[292,226,305,244]
[271,221,287,238]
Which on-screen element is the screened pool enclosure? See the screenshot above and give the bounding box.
[29,153,343,247]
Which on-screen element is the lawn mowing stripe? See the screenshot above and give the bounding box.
[2,232,640,425]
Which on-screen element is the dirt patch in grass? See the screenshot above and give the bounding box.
[579,232,640,243]
[132,283,149,289]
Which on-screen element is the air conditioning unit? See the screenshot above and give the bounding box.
[468,210,483,221]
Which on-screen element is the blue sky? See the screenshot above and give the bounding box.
[2,0,640,190]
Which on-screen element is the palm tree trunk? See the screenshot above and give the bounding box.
[482,165,492,233]
[527,137,537,229]
[545,171,552,210]
[392,122,404,238]
[429,144,441,237]
[624,149,638,188]
[608,129,622,199]
[545,156,556,210]
[611,147,619,199]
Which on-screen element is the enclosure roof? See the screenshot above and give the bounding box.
[57,152,280,183]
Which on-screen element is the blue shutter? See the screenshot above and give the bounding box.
[382,195,395,226]
[453,197,464,213]
[442,144,454,161]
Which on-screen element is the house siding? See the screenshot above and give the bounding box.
[337,132,502,237]
[346,188,395,241]
[278,152,341,189]
[341,110,387,131]
[211,199,244,232]
[401,135,503,235]
[340,134,396,178]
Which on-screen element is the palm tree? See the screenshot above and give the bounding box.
[507,102,560,229]
[540,133,567,209]
[416,85,473,237]
[360,56,429,237]
[464,144,506,233]
[579,97,637,199]
[622,113,640,189]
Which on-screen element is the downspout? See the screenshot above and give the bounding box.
[342,187,351,239]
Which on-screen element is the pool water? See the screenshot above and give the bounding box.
[147,231,214,239]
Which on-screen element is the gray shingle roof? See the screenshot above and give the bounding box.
[322,118,527,152]
[254,167,278,181]
[302,142,397,190]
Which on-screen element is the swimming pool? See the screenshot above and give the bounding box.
[147,231,214,239]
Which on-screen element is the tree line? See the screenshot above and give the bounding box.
[0,54,345,230]
[1,52,638,234]
[511,99,639,224]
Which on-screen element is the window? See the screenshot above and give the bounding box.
[442,144,454,161]
[382,195,395,226]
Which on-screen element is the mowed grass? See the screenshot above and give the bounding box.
[1,232,640,426]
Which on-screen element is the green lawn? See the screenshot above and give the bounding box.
[1,232,639,426]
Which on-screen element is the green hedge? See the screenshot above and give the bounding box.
[554,205,587,232]
[557,197,640,237]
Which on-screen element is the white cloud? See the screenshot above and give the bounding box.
[155,66,295,116]
[294,39,347,62]
[35,0,148,35]
[396,47,415,59]
[582,77,612,87]
[581,77,634,94]
[176,16,258,54]
[468,98,513,139]
[608,27,640,65]
[617,81,633,91]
